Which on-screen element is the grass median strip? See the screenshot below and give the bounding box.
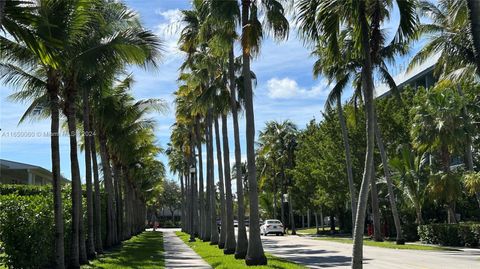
[313,236,459,251]
[82,231,165,269]
[176,231,307,269]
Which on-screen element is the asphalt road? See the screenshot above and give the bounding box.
[261,234,480,269]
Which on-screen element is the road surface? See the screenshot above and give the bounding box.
[261,234,480,269]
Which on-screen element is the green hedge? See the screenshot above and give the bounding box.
[418,223,480,247]
[0,184,52,196]
[0,194,55,268]
[0,184,105,268]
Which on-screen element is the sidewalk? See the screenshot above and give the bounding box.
[159,228,212,269]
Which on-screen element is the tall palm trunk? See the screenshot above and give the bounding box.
[98,131,117,247]
[82,88,96,258]
[370,171,382,242]
[47,69,65,269]
[373,115,404,243]
[195,118,205,239]
[185,170,191,234]
[204,117,212,241]
[208,112,219,245]
[352,5,376,269]
[467,0,480,74]
[89,129,103,253]
[222,114,236,254]
[191,142,199,238]
[289,190,296,235]
[65,78,87,267]
[113,162,124,240]
[0,0,5,27]
[242,1,267,265]
[123,171,132,239]
[229,47,248,259]
[337,98,357,228]
[179,173,186,232]
[214,117,227,249]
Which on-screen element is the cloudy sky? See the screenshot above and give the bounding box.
[0,0,418,183]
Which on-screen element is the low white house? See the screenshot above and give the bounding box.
[0,159,68,185]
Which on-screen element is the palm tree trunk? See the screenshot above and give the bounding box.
[191,141,199,238]
[195,118,205,240]
[89,123,103,253]
[320,207,324,231]
[179,173,185,232]
[65,78,87,267]
[204,116,212,241]
[0,0,5,27]
[337,98,357,228]
[98,131,117,248]
[113,163,124,240]
[124,173,132,239]
[47,69,65,269]
[467,0,480,74]
[414,202,424,225]
[370,172,383,242]
[208,112,219,245]
[222,114,236,254]
[289,191,296,235]
[373,114,404,244]
[307,209,311,228]
[315,212,319,235]
[82,88,96,258]
[352,4,376,268]
[230,47,248,259]
[214,117,227,249]
[242,1,266,265]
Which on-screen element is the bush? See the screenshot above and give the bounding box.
[0,194,54,268]
[0,184,51,196]
[0,184,107,268]
[418,223,480,247]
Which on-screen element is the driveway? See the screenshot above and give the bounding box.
[261,234,480,269]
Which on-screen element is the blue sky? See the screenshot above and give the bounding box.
[0,0,418,184]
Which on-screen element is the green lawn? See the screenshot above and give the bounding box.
[176,232,307,269]
[82,232,165,269]
[314,236,459,251]
[294,227,338,235]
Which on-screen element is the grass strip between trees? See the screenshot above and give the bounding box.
[81,232,165,269]
[176,232,307,269]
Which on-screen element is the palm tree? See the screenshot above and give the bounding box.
[466,0,480,73]
[240,0,289,265]
[214,97,228,249]
[390,145,429,224]
[463,171,480,210]
[295,0,417,267]
[257,120,298,231]
[410,0,477,80]
[411,81,467,223]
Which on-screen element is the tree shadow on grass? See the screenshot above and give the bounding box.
[82,232,165,269]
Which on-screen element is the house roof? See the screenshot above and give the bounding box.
[0,159,47,170]
[0,159,70,182]
[375,53,441,98]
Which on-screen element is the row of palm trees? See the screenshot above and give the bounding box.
[170,0,480,268]
[1,1,166,268]
[166,0,292,266]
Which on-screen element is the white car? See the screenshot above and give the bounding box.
[260,219,284,236]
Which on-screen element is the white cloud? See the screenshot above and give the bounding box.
[266,77,330,99]
[155,9,184,61]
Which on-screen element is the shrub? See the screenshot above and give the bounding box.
[0,184,107,268]
[418,223,480,247]
[0,184,51,196]
[0,194,54,268]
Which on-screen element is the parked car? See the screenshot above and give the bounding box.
[260,219,284,236]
